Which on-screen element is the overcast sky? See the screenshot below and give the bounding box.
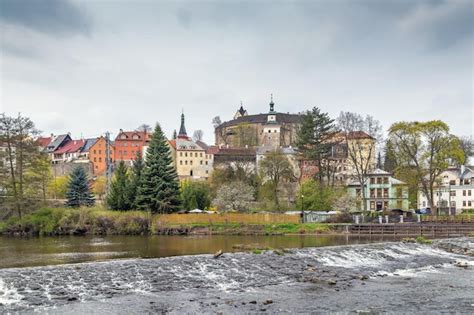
[0,0,472,143]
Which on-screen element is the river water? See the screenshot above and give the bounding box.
[0,236,473,313]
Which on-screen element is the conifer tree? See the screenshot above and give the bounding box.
[106,161,132,210]
[383,139,397,173]
[136,123,181,213]
[376,152,383,169]
[65,166,95,207]
[128,151,145,208]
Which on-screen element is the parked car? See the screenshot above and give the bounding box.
[415,207,431,215]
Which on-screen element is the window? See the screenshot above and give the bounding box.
[397,200,403,209]
[451,201,456,207]
[370,201,375,210]
[190,160,193,165]
[370,189,375,198]
[383,201,388,210]
[185,152,188,157]
[370,178,375,184]
[450,191,456,196]
[200,153,203,157]
[190,170,193,176]
[185,160,188,165]
[99,150,102,154]
[377,188,382,197]
[205,161,208,165]
[397,188,403,198]
[268,130,271,133]
[377,177,382,184]
[180,152,183,157]
[383,188,389,198]
[469,201,472,207]
[99,157,102,162]
[206,170,208,174]
[463,190,466,196]
[94,157,97,162]
[356,188,361,197]
[93,150,96,154]
[463,201,466,207]
[180,160,183,165]
[383,177,389,184]
[469,190,472,196]
[450,180,456,185]
[200,160,203,165]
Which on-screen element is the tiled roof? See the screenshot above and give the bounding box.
[54,139,86,154]
[37,137,52,147]
[81,138,97,153]
[218,113,302,128]
[115,131,151,141]
[45,134,71,153]
[210,146,257,156]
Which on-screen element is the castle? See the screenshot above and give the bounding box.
[214,97,302,148]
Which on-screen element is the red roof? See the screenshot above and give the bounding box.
[54,139,86,154]
[168,139,176,149]
[37,137,52,147]
[115,131,151,142]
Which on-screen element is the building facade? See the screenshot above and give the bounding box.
[114,130,151,164]
[214,97,302,148]
[89,136,114,175]
[418,165,474,214]
[347,169,409,212]
[168,113,213,180]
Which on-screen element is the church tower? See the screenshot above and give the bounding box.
[178,111,188,139]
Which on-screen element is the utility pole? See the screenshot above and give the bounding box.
[105,131,112,193]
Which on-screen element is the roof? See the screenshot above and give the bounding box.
[81,138,97,153]
[196,140,209,150]
[209,146,257,157]
[347,169,407,186]
[54,139,86,154]
[170,138,205,151]
[37,137,52,148]
[115,131,151,142]
[45,134,71,153]
[256,146,297,155]
[218,112,302,128]
[347,131,374,140]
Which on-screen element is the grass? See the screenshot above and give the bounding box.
[415,236,433,244]
[1,207,332,236]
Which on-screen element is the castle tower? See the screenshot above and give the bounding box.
[233,101,248,119]
[262,94,281,147]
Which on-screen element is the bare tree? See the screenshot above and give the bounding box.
[193,130,204,142]
[337,112,382,211]
[212,116,222,128]
[459,136,473,165]
[213,181,254,212]
[136,124,152,133]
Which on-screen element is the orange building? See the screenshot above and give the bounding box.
[89,136,114,175]
[114,129,151,164]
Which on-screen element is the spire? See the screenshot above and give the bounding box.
[178,111,187,137]
[269,93,275,113]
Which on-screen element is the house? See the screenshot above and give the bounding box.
[51,139,86,163]
[168,112,213,180]
[88,136,114,175]
[44,134,72,163]
[114,129,151,164]
[347,169,409,212]
[418,165,474,215]
[208,145,256,171]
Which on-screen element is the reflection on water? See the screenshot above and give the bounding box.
[0,234,404,269]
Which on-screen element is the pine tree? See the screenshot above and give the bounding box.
[376,152,383,169]
[136,123,181,213]
[383,139,397,172]
[65,166,95,207]
[128,151,144,208]
[106,161,132,210]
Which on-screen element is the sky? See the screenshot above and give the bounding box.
[0,0,473,144]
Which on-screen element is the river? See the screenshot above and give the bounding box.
[0,236,473,313]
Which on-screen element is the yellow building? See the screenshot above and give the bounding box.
[168,113,213,180]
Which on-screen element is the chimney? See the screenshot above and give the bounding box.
[119,128,123,133]
[50,133,54,139]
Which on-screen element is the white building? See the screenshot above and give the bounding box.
[418,165,474,214]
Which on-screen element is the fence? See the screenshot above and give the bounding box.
[154,213,300,226]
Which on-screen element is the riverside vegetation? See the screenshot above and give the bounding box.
[0,207,332,236]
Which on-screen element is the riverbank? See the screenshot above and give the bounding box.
[0,207,332,236]
[1,237,472,313]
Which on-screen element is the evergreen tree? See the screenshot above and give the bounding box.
[181,181,211,210]
[295,107,337,185]
[106,161,132,210]
[136,123,181,213]
[172,129,177,139]
[65,166,95,207]
[128,151,145,208]
[376,152,383,169]
[383,139,397,172]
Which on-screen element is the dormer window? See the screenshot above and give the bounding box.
[121,134,127,139]
[132,135,140,140]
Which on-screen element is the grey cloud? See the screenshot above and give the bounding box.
[0,0,91,36]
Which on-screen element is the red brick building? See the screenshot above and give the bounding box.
[114,130,151,163]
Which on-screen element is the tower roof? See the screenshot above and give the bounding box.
[269,94,275,113]
[178,112,187,138]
